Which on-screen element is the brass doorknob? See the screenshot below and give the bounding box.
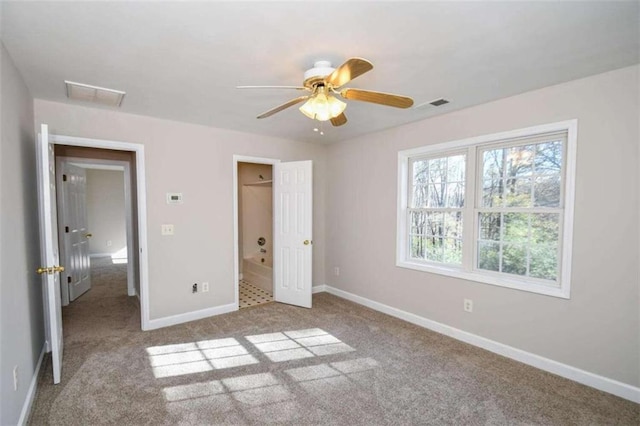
[36,265,65,274]
[85,233,93,238]
[303,240,312,245]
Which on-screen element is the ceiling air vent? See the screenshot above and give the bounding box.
[413,98,450,109]
[64,81,126,107]
[429,98,449,107]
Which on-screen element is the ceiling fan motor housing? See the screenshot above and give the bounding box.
[303,61,335,87]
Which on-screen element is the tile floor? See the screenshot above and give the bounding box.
[239,279,273,308]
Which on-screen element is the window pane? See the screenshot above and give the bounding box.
[531,213,559,244]
[413,160,429,184]
[535,141,562,175]
[483,149,503,180]
[502,243,527,276]
[530,244,558,281]
[427,183,446,208]
[409,211,427,235]
[504,177,532,207]
[425,237,443,262]
[411,184,428,208]
[447,155,466,182]
[479,213,501,241]
[425,212,444,236]
[482,178,503,207]
[534,175,560,207]
[444,212,463,239]
[413,154,466,209]
[443,238,462,264]
[446,182,465,208]
[410,235,425,259]
[478,241,500,272]
[506,145,534,177]
[503,213,529,243]
[428,158,446,184]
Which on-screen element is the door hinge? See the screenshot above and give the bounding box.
[63,174,67,182]
[67,276,71,284]
[65,226,69,233]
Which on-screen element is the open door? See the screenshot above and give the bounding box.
[36,124,64,384]
[273,160,313,308]
[57,162,92,303]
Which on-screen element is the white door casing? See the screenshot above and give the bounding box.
[44,131,149,330]
[56,162,92,303]
[36,124,64,384]
[273,160,313,308]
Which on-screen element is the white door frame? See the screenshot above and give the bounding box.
[48,133,150,330]
[58,157,136,298]
[232,155,280,307]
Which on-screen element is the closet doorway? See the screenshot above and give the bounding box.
[237,161,274,308]
[232,155,314,311]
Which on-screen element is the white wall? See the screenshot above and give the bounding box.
[0,42,43,425]
[326,65,640,387]
[86,169,126,256]
[34,100,327,320]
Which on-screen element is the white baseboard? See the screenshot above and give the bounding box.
[89,253,113,258]
[146,302,238,330]
[18,345,46,426]
[321,285,640,404]
[312,284,327,294]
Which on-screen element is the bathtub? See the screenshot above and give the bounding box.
[243,254,273,293]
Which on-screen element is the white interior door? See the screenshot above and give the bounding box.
[57,163,92,302]
[273,160,313,308]
[36,124,64,384]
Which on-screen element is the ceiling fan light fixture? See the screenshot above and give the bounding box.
[299,87,346,122]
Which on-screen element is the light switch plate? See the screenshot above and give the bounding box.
[161,224,174,235]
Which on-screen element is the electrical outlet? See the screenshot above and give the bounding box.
[13,365,18,391]
[202,282,209,292]
[106,240,112,247]
[463,299,473,313]
[192,283,198,293]
[334,267,340,276]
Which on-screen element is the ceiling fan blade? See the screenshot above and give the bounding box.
[325,57,373,88]
[237,85,309,91]
[340,88,414,108]
[330,113,347,127]
[257,96,309,119]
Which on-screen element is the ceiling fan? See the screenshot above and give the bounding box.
[237,57,414,127]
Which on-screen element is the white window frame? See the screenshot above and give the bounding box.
[397,120,577,299]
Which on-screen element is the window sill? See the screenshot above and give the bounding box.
[396,260,570,299]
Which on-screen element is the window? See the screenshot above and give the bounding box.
[397,121,576,298]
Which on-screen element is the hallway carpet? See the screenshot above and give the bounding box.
[28,260,638,424]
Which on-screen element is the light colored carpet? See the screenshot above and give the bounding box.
[28,259,639,425]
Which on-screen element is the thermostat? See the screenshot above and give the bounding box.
[166,193,183,204]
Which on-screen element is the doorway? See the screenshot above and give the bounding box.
[237,161,274,308]
[55,156,135,306]
[233,155,314,311]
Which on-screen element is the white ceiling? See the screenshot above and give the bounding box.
[2,1,638,144]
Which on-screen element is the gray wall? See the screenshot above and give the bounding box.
[325,65,640,387]
[34,100,327,320]
[0,42,43,425]
[86,169,126,256]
